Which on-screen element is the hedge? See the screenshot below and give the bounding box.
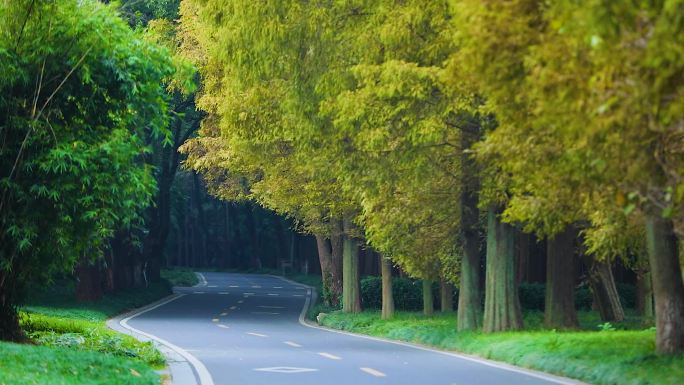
[359,276,636,312]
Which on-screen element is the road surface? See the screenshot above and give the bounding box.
[124,272,581,385]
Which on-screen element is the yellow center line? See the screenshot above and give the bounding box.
[360,367,386,377]
[246,332,268,337]
[318,352,342,360]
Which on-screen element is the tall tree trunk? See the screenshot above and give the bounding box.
[585,257,625,322]
[329,219,344,307]
[637,269,655,319]
[315,234,334,306]
[545,225,579,329]
[516,232,530,284]
[246,206,261,269]
[76,258,103,302]
[645,213,684,354]
[381,257,395,320]
[423,279,434,316]
[483,207,523,332]
[457,123,482,331]
[0,267,23,341]
[342,219,361,313]
[440,280,453,312]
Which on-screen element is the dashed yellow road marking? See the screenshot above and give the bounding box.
[246,332,268,337]
[360,367,386,377]
[318,352,341,360]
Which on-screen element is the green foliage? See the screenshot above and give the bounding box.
[319,311,679,385]
[0,341,160,385]
[161,267,199,287]
[0,280,171,383]
[21,313,164,367]
[0,0,178,328]
[24,281,171,320]
[360,276,442,312]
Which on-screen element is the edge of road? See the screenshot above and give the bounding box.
[106,272,215,385]
[270,274,589,385]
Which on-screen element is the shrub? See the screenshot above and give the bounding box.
[360,276,635,312]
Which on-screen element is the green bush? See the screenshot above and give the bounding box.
[360,276,454,311]
[360,277,635,312]
[517,283,634,311]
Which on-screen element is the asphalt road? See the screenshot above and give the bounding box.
[125,272,581,385]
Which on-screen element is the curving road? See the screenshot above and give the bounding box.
[122,272,583,385]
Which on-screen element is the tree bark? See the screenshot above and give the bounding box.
[76,258,103,302]
[440,280,454,312]
[483,206,523,332]
[381,256,395,319]
[342,219,361,313]
[544,225,579,329]
[329,218,344,307]
[637,269,654,319]
[0,269,23,341]
[315,234,335,306]
[423,279,434,316]
[585,258,625,322]
[645,213,684,354]
[246,206,261,269]
[457,123,482,331]
[516,232,530,284]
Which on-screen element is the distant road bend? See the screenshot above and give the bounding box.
[123,272,584,385]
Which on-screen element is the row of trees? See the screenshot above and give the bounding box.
[179,0,684,354]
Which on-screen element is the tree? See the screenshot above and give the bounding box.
[0,0,176,339]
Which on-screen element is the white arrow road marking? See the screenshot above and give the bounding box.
[267,293,279,296]
[217,324,229,329]
[254,367,318,373]
[218,292,229,295]
[251,285,261,288]
[243,292,255,295]
[360,367,386,377]
[318,352,341,360]
[212,318,219,322]
[193,291,205,294]
[293,294,304,297]
[273,286,283,289]
[250,311,280,315]
[258,305,284,309]
[247,332,268,337]
[284,341,302,348]
[229,285,239,288]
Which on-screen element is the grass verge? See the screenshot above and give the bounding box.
[0,280,172,385]
[317,311,683,385]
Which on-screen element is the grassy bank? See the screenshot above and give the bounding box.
[317,311,683,385]
[0,281,172,385]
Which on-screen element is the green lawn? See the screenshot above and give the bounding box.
[317,311,683,385]
[0,341,160,385]
[0,281,172,385]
